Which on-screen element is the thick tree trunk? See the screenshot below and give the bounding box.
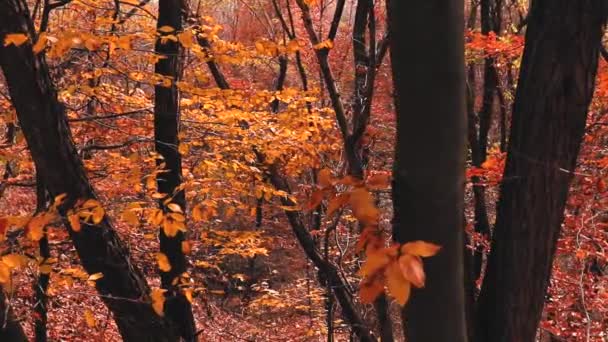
[476,1,607,341]
[0,288,27,342]
[154,1,196,340]
[0,1,177,340]
[388,0,468,341]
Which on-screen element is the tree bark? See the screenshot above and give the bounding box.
[476,1,607,341]
[154,1,196,340]
[0,1,178,340]
[388,0,468,341]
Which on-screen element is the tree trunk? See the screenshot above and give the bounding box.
[388,0,468,341]
[476,1,607,341]
[0,1,177,340]
[154,1,196,340]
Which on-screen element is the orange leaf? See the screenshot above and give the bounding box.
[358,250,391,277]
[326,192,350,216]
[317,168,333,188]
[151,288,166,316]
[399,255,426,288]
[359,278,384,304]
[400,241,441,258]
[68,213,81,232]
[385,263,411,305]
[156,253,172,272]
[349,187,379,226]
[306,189,324,210]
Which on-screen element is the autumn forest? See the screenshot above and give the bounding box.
[0,0,607,341]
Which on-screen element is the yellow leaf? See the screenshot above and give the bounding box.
[158,25,175,33]
[39,264,53,275]
[313,39,334,50]
[1,254,26,269]
[151,288,166,316]
[385,263,411,305]
[167,203,182,213]
[32,33,48,54]
[27,214,50,241]
[4,33,28,47]
[183,289,193,303]
[401,241,441,258]
[156,253,172,272]
[192,205,203,222]
[399,255,425,288]
[88,272,104,281]
[349,187,379,226]
[92,207,104,224]
[358,251,390,277]
[0,263,10,284]
[122,209,139,226]
[317,168,333,188]
[68,213,81,232]
[84,309,96,327]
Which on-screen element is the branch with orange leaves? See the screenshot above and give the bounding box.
[255,150,375,342]
[306,168,440,306]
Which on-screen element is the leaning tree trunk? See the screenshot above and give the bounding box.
[388,0,468,341]
[0,1,177,340]
[154,0,196,340]
[476,1,607,341]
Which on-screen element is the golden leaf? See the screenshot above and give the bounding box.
[88,272,104,281]
[349,187,379,226]
[401,241,441,258]
[1,254,26,269]
[151,288,166,316]
[399,255,425,288]
[68,213,81,232]
[0,263,10,284]
[39,264,53,275]
[84,309,96,327]
[156,253,172,272]
[167,203,182,213]
[4,33,28,47]
[122,209,139,226]
[358,251,391,277]
[386,263,411,305]
[158,25,175,33]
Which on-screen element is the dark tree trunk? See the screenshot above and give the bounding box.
[0,1,178,340]
[476,1,607,341]
[388,0,467,341]
[33,171,50,342]
[0,288,27,342]
[154,1,196,340]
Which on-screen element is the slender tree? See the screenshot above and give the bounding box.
[0,1,177,340]
[388,0,468,341]
[476,1,607,340]
[154,1,196,340]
